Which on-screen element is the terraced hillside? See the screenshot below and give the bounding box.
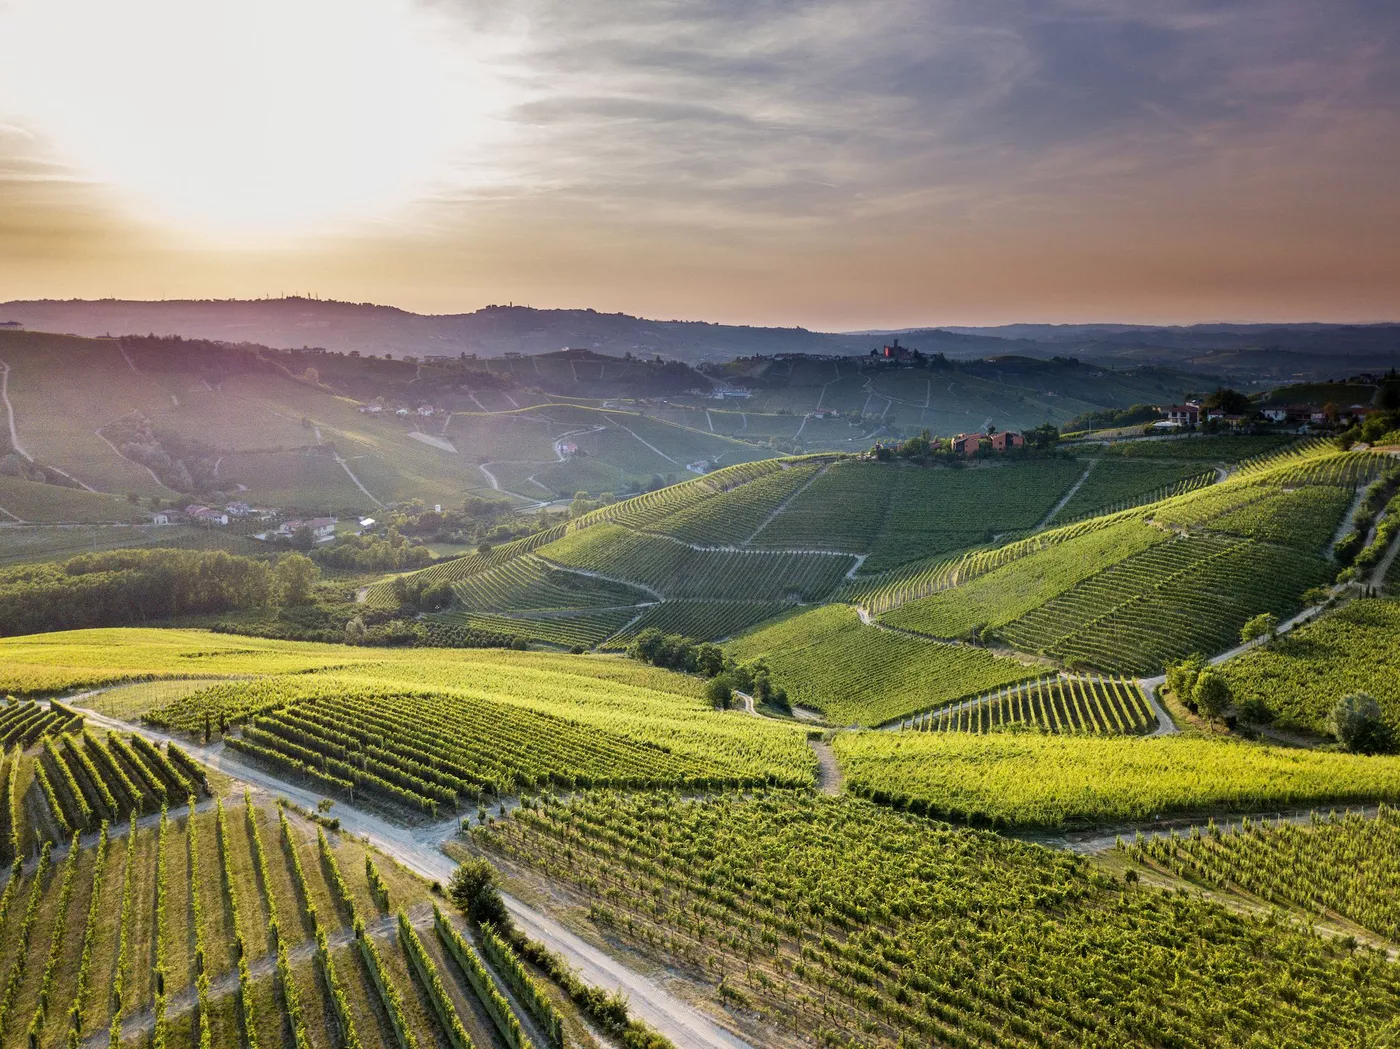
[726,605,1044,726]
[365,436,1367,659]
[0,331,777,531]
[383,452,1166,647]
[872,446,1386,673]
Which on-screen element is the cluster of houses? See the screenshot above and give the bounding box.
[359,403,439,418]
[149,502,340,544]
[1156,400,1378,430]
[274,517,339,542]
[950,431,1026,455]
[151,501,264,527]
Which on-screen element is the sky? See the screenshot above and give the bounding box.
[0,0,1397,330]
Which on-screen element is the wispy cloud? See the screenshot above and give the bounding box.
[0,0,1397,323]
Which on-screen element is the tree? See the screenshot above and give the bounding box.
[448,858,508,923]
[1192,671,1231,726]
[1165,653,1207,709]
[694,643,725,678]
[1329,692,1392,754]
[1203,388,1251,415]
[273,553,319,606]
[1240,612,1279,644]
[705,675,733,710]
[1024,423,1060,449]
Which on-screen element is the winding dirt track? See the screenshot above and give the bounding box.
[71,703,754,1049]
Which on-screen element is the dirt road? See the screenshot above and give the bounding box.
[73,703,753,1049]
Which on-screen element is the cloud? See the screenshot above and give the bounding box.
[0,0,1397,323]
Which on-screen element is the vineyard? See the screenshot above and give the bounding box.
[726,605,1042,726]
[1047,460,1214,525]
[0,700,81,751]
[540,525,855,601]
[475,791,1400,1049]
[834,730,1400,826]
[211,677,805,811]
[599,600,791,646]
[1219,597,1400,734]
[1101,434,1301,462]
[449,554,651,611]
[995,533,1332,672]
[880,519,1166,638]
[841,510,1143,614]
[1120,806,1400,941]
[902,674,1155,734]
[746,460,893,551]
[136,651,814,795]
[649,462,824,545]
[432,606,644,649]
[0,790,555,1049]
[0,627,403,697]
[0,725,206,857]
[353,446,1378,653]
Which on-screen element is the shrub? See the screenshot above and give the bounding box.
[1329,693,1393,754]
[448,858,507,924]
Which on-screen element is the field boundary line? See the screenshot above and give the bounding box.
[1037,457,1099,530]
[744,462,829,545]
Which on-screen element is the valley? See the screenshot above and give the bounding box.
[1,331,1400,1049]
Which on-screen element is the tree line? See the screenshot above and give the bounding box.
[0,548,318,637]
[626,629,789,711]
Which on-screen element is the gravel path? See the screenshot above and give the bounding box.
[1036,458,1098,530]
[809,740,842,795]
[70,702,754,1049]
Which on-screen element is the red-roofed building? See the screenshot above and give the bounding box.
[950,433,985,455]
[991,431,1024,451]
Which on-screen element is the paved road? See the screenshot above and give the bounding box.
[74,703,754,1049]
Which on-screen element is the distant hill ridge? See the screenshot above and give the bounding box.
[0,297,1025,365]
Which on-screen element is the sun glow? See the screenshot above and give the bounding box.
[0,0,507,239]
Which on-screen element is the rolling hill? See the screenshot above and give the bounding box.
[364,435,1385,725]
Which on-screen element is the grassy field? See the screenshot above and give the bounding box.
[0,477,149,524]
[476,791,1400,1049]
[727,605,1043,725]
[835,730,1400,827]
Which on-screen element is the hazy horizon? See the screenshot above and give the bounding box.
[4,293,1399,336]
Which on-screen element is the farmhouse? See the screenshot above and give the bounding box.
[950,433,985,455]
[184,504,229,526]
[1160,403,1201,426]
[278,517,338,541]
[991,431,1025,451]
